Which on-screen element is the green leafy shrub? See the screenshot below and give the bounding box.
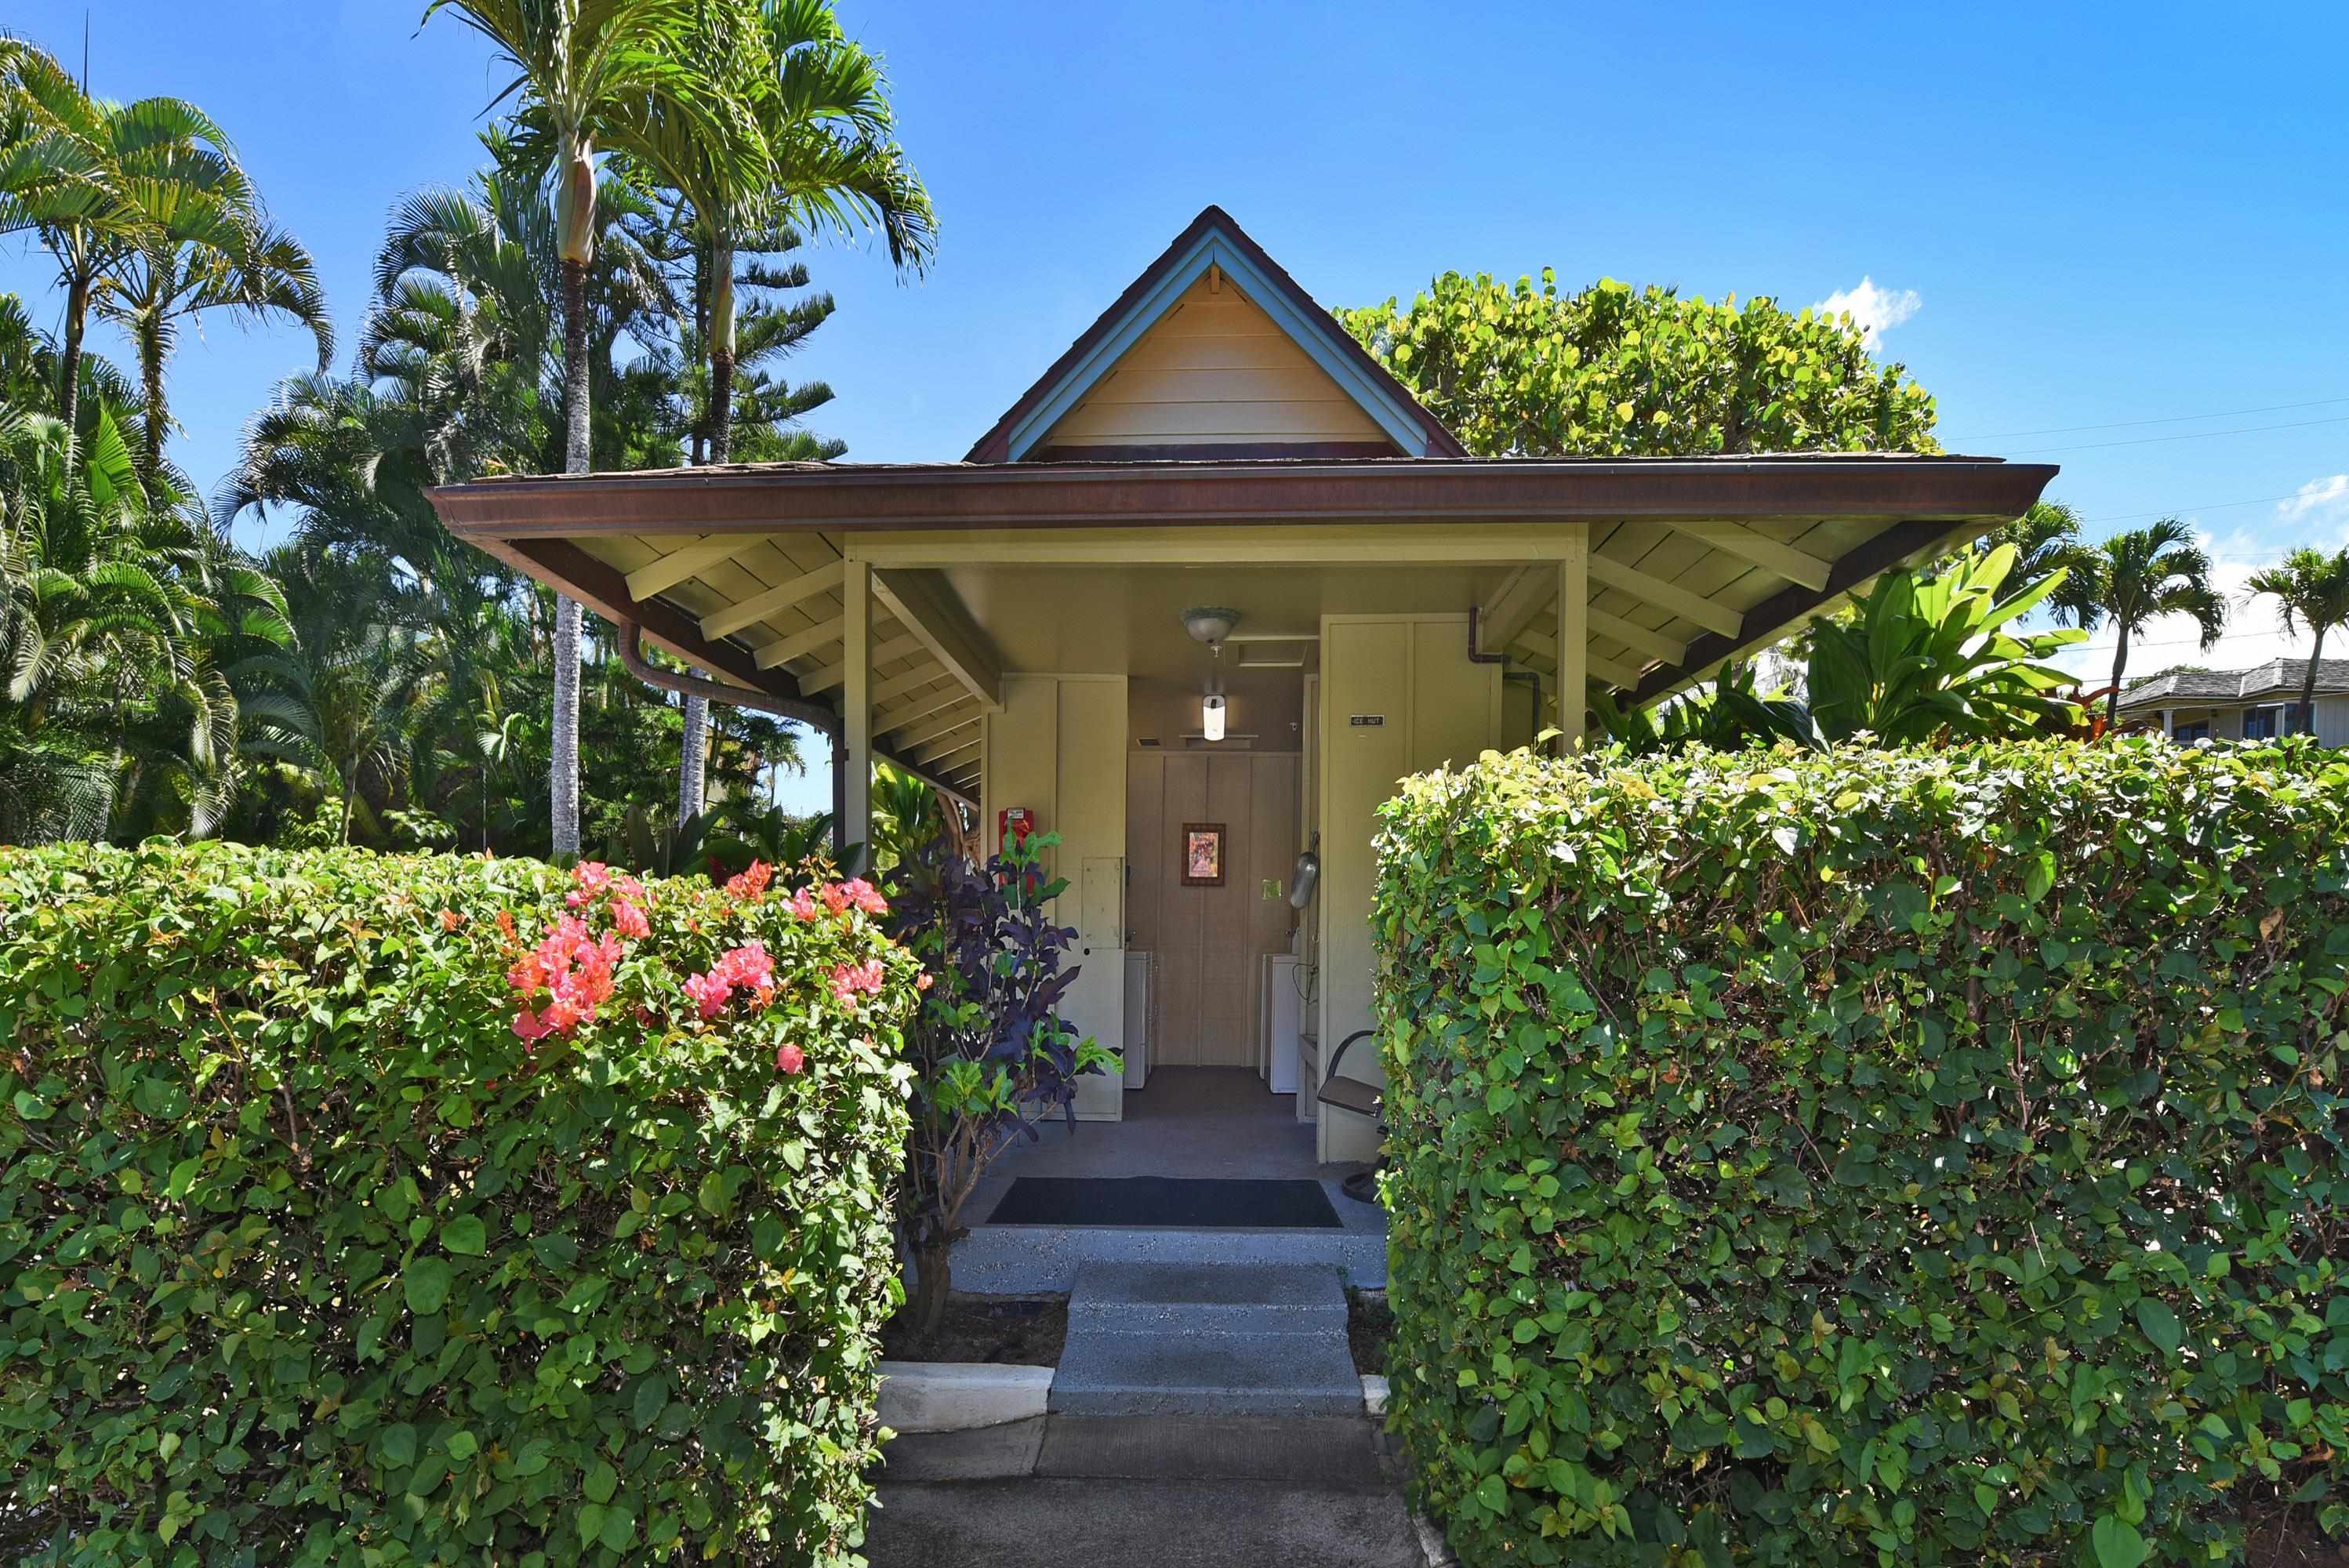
[0,842,918,1566]
[1372,739,2349,1566]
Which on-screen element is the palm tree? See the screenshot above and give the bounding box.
[652,0,934,826]
[2069,518,2227,722]
[421,0,764,857]
[100,218,334,481]
[2243,546,2349,736]
[0,41,249,459]
[1978,500,2102,627]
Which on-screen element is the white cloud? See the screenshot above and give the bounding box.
[1813,277,1922,348]
[2279,473,2349,525]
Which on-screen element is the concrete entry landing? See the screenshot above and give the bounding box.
[950,1069,1389,1293]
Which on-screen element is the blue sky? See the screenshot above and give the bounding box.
[7,1,2347,813]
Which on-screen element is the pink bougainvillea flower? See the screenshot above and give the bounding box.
[726,859,773,901]
[441,909,463,931]
[916,970,934,992]
[567,861,612,908]
[512,1008,550,1043]
[775,1042,805,1075]
[829,956,887,1006]
[787,886,819,921]
[612,898,650,939]
[819,878,887,918]
[684,969,731,1020]
[714,940,774,993]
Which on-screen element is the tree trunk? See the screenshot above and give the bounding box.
[57,272,88,457]
[677,688,708,826]
[550,255,593,858]
[2106,626,2129,726]
[2302,630,2325,736]
[708,341,735,467]
[675,248,735,830]
[137,306,168,483]
[909,1240,953,1341]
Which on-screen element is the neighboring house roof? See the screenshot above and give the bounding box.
[2116,659,2349,711]
[961,205,1469,463]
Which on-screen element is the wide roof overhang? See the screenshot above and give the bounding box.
[429,452,2059,800]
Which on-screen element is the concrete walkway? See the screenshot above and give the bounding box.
[867,1414,1425,1568]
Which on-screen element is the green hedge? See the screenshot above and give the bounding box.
[0,843,917,1566]
[1372,739,2349,1566]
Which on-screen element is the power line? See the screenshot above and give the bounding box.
[2078,492,2326,527]
[2003,415,2349,457]
[1948,394,2349,444]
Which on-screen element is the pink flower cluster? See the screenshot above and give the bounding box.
[830,956,888,1007]
[510,916,623,1043]
[824,878,890,917]
[782,877,890,923]
[724,859,773,901]
[568,861,653,938]
[684,941,777,1020]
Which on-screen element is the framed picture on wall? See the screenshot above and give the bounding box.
[1182,822,1226,886]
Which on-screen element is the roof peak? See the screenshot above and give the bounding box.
[963,205,1465,464]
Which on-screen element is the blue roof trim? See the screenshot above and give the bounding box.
[1002,227,1432,461]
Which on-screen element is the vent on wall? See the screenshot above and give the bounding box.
[1182,732,1257,750]
[1138,736,1161,747]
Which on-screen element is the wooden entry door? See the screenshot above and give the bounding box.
[1127,750,1299,1069]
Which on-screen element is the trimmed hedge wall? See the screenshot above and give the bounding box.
[1372,739,2349,1566]
[0,843,917,1566]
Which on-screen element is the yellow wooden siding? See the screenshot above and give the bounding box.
[1037,273,1395,450]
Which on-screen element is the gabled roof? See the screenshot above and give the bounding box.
[964,205,1469,463]
[2116,658,2349,710]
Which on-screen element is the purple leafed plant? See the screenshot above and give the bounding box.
[884,830,1117,1335]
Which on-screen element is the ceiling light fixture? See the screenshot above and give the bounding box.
[1182,607,1240,743]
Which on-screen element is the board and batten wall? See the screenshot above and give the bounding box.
[982,673,1128,1120]
[1316,614,1503,1163]
[1126,750,1300,1070]
[1037,271,1392,451]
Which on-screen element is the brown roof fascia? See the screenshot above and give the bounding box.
[430,458,2057,541]
[960,205,1469,463]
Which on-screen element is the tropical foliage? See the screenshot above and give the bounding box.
[1595,547,2086,754]
[1373,738,2349,1567]
[1340,270,1940,456]
[0,2,924,858]
[2063,518,2228,720]
[0,840,918,1564]
[2244,545,2349,735]
[883,830,1114,1337]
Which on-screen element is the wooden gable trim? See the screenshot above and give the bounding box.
[963,205,1468,463]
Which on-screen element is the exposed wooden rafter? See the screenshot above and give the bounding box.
[872,568,1005,712]
[803,632,925,695]
[1668,523,1833,593]
[1476,564,1557,654]
[700,559,844,643]
[624,535,761,601]
[1587,554,1744,639]
[1585,606,1689,666]
[750,614,843,671]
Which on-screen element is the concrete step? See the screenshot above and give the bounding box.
[950,1218,1388,1294]
[1068,1260,1346,1333]
[1048,1326,1365,1417]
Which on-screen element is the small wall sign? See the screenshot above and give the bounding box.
[1349,714,1385,728]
